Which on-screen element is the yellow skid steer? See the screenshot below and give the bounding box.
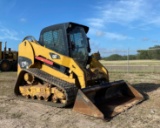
[14,22,144,120]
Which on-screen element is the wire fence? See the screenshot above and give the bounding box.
[101,48,160,73]
[104,65,160,73]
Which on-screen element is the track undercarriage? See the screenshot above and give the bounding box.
[14,68,78,107]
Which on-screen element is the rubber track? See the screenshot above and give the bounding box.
[15,68,78,108]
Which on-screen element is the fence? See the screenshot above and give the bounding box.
[104,65,160,73]
[100,48,160,73]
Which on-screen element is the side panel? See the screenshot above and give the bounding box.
[41,64,75,83]
[18,40,86,88]
[31,42,86,88]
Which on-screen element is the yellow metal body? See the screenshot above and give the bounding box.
[15,22,144,120]
[18,40,109,89]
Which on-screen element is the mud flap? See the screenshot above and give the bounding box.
[73,80,144,120]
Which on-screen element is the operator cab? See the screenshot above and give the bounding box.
[39,22,90,68]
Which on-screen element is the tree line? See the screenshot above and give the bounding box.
[102,45,160,60]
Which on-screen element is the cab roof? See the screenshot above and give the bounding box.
[40,22,89,34]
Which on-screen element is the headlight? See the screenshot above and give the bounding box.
[49,53,60,59]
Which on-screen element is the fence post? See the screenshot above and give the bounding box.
[127,48,129,73]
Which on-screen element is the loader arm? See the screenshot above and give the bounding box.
[89,57,109,81]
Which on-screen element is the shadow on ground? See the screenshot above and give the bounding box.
[133,83,160,99]
[133,83,160,92]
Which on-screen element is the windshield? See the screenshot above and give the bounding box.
[68,26,88,67]
[40,28,68,56]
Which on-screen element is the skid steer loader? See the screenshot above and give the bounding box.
[14,22,144,120]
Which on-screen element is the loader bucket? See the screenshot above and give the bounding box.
[73,80,144,120]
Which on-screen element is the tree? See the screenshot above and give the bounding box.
[148,45,160,59]
[137,45,160,60]
[137,50,150,59]
[103,54,124,60]
[102,45,160,60]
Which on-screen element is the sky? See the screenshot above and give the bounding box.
[0,0,160,56]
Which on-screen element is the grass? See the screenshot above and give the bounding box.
[100,60,160,66]
[100,60,160,73]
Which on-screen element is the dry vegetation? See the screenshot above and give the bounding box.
[100,60,160,66]
[0,71,160,128]
[100,60,160,73]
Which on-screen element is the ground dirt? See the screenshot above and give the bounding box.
[0,72,159,128]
